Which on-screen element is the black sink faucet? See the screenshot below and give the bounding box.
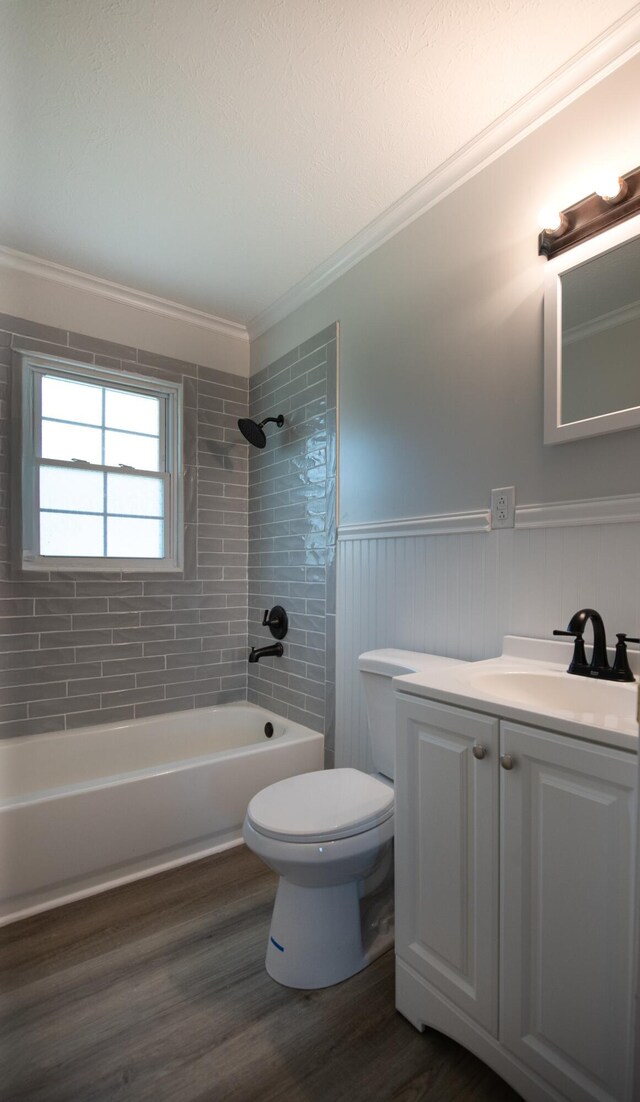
[248,642,284,663]
[572,607,608,671]
[555,609,639,681]
[554,607,612,679]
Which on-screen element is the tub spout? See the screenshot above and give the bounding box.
[249,642,284,663]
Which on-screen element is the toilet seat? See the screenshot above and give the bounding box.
[246,767,394,843]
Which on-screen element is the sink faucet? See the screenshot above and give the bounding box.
[553,608,637,681]
[555,609,639,681]
[248,642,284,663]
[571,607,608,673]
[554,607,610,677]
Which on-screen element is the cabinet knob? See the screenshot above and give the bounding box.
[472,744,487,760]
[500,754,515,771]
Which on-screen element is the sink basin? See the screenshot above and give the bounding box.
[394,637,639,748]
[468,669,636,726]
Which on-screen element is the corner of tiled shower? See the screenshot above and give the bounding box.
[246,324,337,767]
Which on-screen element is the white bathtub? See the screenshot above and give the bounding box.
[0,702,324,925]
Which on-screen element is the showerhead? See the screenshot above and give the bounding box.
[238,414,284,449]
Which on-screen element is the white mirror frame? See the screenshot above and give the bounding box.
[544,210,640,444]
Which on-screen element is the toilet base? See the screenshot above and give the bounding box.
[265,871,394,989]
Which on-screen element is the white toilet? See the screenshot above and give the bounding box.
[243,648,464,989]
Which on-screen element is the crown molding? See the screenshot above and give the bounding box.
[248,7,640,341]
[0,247,249,344]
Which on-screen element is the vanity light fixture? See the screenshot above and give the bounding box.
[537,206,567,236]
[593,172,628,204]
[538,163,640,259]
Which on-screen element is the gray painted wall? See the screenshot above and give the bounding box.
[247,326,337,761]
[251,54,640,526]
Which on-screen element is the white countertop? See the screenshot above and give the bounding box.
[393,636,639,753]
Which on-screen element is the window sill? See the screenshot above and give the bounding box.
[21,557,183,574]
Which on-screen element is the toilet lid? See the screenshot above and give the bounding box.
[247,768,394,843]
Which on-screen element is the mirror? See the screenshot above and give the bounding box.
[544,212,640,443]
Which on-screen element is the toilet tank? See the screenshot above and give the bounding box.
[358,649,465,780]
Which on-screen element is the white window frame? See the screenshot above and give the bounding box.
[18,351,183,573]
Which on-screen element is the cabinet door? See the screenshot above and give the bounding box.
[500,721,637,1102]
[395,695,499,1033]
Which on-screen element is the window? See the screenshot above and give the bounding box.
[19,353,183,572]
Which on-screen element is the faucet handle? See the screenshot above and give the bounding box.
[261,605,288,640]
[611,634,638,683]
[553,628,587,672]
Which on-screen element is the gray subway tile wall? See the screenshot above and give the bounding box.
[0,314,249,736]
[247,325,337,763]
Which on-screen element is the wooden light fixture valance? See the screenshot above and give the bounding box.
[539,164,640,260]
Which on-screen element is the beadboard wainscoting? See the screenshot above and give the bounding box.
[336,498,640,771]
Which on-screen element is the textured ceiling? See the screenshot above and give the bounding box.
[0,0,638,325]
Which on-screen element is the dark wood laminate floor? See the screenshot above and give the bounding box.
[0,847,521,1102]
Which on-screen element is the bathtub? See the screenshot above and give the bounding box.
[0,702,324,925]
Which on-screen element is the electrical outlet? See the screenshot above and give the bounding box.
[491,486,515,529]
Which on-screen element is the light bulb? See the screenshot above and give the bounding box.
[537,206,565,234]
[594,172,624,202]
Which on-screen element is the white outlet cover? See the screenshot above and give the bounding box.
[491,486,515,529]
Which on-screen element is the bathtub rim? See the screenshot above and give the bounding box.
[0,699,294,750]
[0,700,322,808]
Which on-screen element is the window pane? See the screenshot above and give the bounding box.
[107,517,163,558]
[41,420,103,464]
[105,389,159,435]
[104,430,159,471]
[40,466,104,513]
[42,376,103,425]
[107,473,164,517]
[40,512,104,556]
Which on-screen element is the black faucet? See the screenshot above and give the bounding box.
[248,642,284,664]
[554,608,637,681]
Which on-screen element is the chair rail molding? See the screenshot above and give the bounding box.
[338,511,490,541]
[338,493,640,542]
[515,492,640,528]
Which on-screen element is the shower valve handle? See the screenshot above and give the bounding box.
[262,605,289,640]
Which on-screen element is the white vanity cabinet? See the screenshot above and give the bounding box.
[395,696,500,1034]
[395,693,637,1102]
